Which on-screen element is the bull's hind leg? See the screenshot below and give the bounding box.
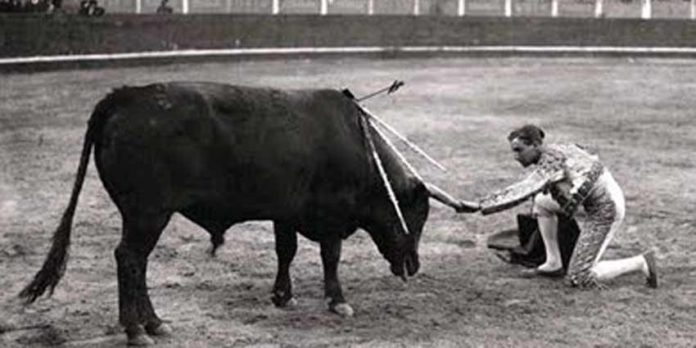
[115,212,172,346]
[321,238,353,317]
[272,221,298,307]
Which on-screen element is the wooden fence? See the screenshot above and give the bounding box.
[89,0,696,19]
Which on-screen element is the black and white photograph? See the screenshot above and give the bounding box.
[1,0,694,346]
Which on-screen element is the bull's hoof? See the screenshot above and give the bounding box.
[272,296,297,308]
[127,333,154,346]
[329,302,354,317]
[272,291,296,308]
[145,322,172,337]
[284,298,298,308]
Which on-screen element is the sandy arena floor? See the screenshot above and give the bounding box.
[1,57,695,347]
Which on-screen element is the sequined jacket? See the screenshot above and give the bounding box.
[480,144,605,216]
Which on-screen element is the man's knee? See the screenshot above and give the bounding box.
[566,268,599,289]
[533,193,561,217]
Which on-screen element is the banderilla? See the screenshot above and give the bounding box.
[356,80,405,102]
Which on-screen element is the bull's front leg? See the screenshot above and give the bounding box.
[272,222,297,308]
[320,238,354,317]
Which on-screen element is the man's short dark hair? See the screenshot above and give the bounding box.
[507,124,545,145]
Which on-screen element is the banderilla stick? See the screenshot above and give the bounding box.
[357,104,448,172]
[357,80,405,102]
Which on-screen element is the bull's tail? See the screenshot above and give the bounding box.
[19,99,106,304]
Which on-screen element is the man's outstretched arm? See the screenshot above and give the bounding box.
[479,169,563,215]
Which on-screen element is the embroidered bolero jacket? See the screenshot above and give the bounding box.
[480,144,605,216]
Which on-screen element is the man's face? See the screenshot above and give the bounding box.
[509,137,540,167]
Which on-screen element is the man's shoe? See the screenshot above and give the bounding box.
[644,251,658,289]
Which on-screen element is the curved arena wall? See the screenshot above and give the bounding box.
[2,14,696,67]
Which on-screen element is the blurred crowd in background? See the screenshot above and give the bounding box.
[0,0,106,15]
[0,0,692,17]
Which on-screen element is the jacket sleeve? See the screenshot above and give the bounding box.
[479,165,565,215]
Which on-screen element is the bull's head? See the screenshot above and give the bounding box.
[360,177,430,280]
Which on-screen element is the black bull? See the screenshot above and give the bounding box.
[20,82,438,344]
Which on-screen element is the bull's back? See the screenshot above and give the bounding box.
[94,82,366,222]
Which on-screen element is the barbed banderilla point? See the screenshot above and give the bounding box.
[355,80,405,102]
[342,81,448,173]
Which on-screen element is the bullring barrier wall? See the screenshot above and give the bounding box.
[2,14,696,63]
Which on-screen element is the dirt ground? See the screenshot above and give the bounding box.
[1,57,695,347]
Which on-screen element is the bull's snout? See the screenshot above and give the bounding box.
[388,245,420,281]
[405,250,420,276]
[389,259,406,281]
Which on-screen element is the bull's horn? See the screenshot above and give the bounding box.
[425,183,480,213]
[425,183,459,208]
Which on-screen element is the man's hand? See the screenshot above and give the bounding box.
[455,200,481,213]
